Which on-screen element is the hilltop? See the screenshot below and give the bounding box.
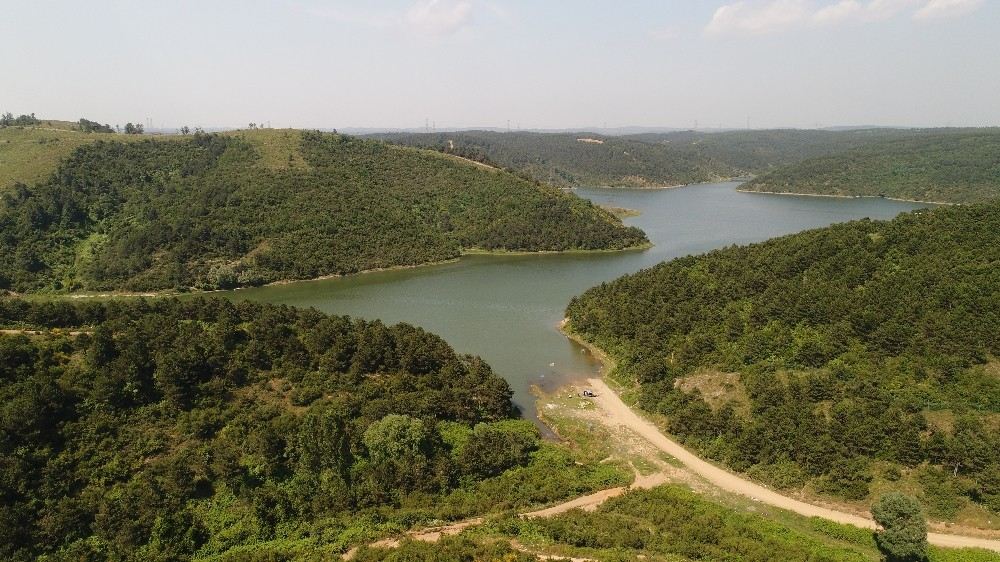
[566,200,1000,524]
[369,128,924,188]
[742,129,1000,204]
[0,128,646,293]
[0,122,124,189]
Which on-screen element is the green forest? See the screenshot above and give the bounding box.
[566,201,1000,518]
[4,120,1000,560]
[0,297,630,561]
[370,128,925,188]
[744,129,1000,204]
[0,130,646,293]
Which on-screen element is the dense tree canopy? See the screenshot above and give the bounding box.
[370,128,930,188]
[744,129,1000,204]
[0,297,627,561]
[0,112,41,127]
[566,201,1000,513]
[0,130,646,293]
[77,118,114,134]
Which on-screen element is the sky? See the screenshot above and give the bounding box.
[2,0,998,130]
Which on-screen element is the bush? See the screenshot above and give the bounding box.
[872,492,929,562]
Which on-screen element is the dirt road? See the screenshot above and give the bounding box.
[523,471,667,519]
[0,329,90,336]
[585,377,1000,553]
[342,470,667,559]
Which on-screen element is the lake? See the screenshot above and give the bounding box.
[221,182,930,420]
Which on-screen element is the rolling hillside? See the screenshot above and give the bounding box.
[566,201,1000,521]
[369,129,926,188]
[0,129,646,293]
[743,129,1000,204]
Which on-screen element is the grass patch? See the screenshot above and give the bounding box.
[0,126,116,189]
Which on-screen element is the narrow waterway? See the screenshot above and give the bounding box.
[221,182,930,419]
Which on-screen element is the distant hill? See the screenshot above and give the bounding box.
[567,200,1000,515]
[742,129,1000,204]
[0,129,646,293]
[368,129,924,188]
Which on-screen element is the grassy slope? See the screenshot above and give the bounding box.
[0,125,127,189]
[482,485,1000,562]
[0,125,316,192]
[743,129,1000,204]
[0,129,646,293]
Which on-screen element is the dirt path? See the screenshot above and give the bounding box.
[585,377,1000,553]
[523,471,667,519]
[441,151,499,171]
[342,469,667,559]
[0,329,90,336]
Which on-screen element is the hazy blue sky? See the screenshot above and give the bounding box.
[3,0,997,130]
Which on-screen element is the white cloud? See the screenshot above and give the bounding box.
[813,0,920,23]
[706,0,811,35]
[813,1,864,25]
[705,0,980,35]
[405,0,474,36]
[914,0,984,20]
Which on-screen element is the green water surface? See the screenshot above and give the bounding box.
[220,183,930,419]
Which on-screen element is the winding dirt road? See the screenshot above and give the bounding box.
[584,377,1000,553]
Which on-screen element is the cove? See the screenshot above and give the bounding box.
[218,182,931,420]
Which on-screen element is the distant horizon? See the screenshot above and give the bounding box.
[5,1,998,131]
[12,115,999,136]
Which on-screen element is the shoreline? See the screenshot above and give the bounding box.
[461,242,652,257]
[259,257,462,287]
[558,318,617,376]
[736,188,954,206]
[15,243,654,300]
[26,262,459,300]
[572,177,747,191]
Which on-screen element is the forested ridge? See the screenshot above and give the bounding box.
[744,129,1000,204]
[566,201,1000,519]
[370,128,928,188]
[0,130,646,293]
[0,297,628,561]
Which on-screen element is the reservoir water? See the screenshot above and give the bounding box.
[221,182,930,419]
